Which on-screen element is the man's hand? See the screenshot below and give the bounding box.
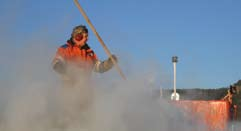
[107,54,118,65]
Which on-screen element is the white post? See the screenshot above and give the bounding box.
[173,61,176,97]
[171,56,179,100]
[160,85,163,98]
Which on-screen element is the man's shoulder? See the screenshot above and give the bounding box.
[59,44,69,49]
[80,44,90,50]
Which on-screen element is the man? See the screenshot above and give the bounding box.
[52,25,117,80]
[230,85,239,120]
[52,25,117,129]
[222,85,239,121]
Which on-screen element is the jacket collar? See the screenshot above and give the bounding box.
[67,38,89,50]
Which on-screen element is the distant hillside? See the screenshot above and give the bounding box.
[160,80,241,121]
[234,80,241,87]
[162,88,227,100]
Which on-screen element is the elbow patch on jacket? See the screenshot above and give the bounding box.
[53,61,66,74]
[94,60,104,73]
[52,56,66,74]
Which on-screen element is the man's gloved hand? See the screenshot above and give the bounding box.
[107,54,118,66]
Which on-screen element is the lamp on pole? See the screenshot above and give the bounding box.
[171,56,180,100]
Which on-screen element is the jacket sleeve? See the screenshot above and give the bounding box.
[93,55,116,73]
[52,48,66,74]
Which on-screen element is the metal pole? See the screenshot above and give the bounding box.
[160,85,163,98]
[173,62,176,98]
[172,56,178,100]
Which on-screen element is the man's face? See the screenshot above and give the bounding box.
[74,33,88,47]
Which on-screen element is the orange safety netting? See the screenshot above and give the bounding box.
[173,100,230,131]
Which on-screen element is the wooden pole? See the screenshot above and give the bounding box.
[73,0,126,80]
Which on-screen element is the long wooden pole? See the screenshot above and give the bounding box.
[73,0,126,80]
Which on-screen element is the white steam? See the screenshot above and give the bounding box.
[0,3,240,130]
[0,41,212,131]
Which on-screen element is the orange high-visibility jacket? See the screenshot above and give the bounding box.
[53,40,98,71]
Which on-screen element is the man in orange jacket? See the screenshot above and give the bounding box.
[52,25,117,82]
[52,25,117,128]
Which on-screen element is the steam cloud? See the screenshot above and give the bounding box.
[0,2,240,130]
[0,39,211,131]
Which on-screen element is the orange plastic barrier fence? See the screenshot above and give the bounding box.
[173,100,230,131]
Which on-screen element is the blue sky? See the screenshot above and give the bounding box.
[1,0,241,89]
